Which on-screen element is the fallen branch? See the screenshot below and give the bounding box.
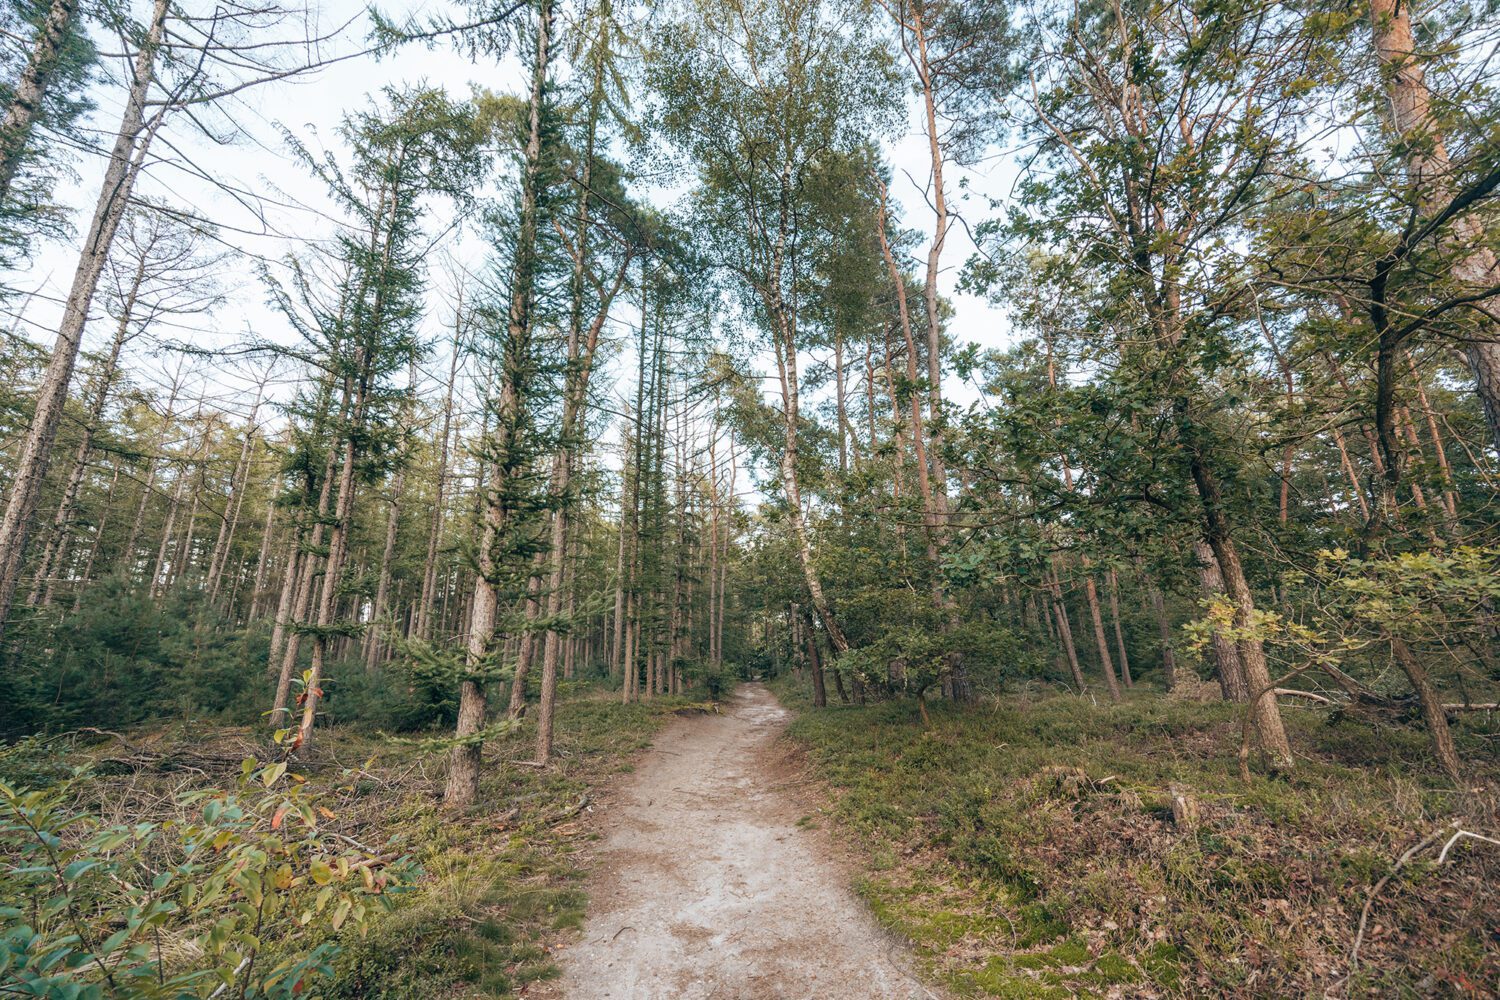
[547,795,590,825]
[1436,829,1500,863]
[1274,688,1334,705]
[1348,820,1498,973]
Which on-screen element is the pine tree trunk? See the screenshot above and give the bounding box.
[416,319,463,640]
[74,463,118,599]
[446,0,552,808]
[364,466,403,672]
[0,0,170,640]
[1406,353,1459,520]
[271,444,339,726]
[30,291,134,606]
[1083,572,1122,702]
[208,385,266,601]
[1369,0,1500,453]
[250,478,279,620]
[0,0,80,200]
[534,120,630,756]
[124,365,183,578]
[1107,567,1132,688]
[298,381,364,751]
[1049,566,1086,693]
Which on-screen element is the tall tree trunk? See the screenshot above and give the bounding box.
[618,304,649,704]
[297,363,367,751]
[609,416,632,678]
[446,0,552,809]
[805,609,827,708]
[30,284,135,606]
[508,562,544,716]
[207,383,267,602]
[416,317,463,640]
[534,207,630,761]
[1390,634,1463,785]
[271,442,339,726]
[364,463,404,672]
[874,177,963,695]
[1048,564,1086,692]
[364,360,416,671]
[0,0,169,641]
[1194,538,1247,702]
[249,476,280,620]
[1107,567,1133,688]
[718,437,734,669]
[1406,352,1459,521]
[74,463,117,599]
[150,410,201,597]
[1370,0,1500,452]
[1330,424,1371,522]
[767,292,848,651]
[1192,459,1293,769]
[124,363,183,577]
[1083,572,1122,702]
[0,0,80,200]
[1138,561,1177,689]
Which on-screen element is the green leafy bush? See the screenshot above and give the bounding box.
[0,757,416,998]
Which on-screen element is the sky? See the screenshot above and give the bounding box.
[4,0,1018,448]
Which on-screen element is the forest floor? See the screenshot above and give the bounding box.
[768,675,1500,998]
[2,683,699,999]
[536,681,939,1000]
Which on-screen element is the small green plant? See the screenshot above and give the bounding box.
[0,756,416,998]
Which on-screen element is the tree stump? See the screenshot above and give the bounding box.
[1169,783,1200,831]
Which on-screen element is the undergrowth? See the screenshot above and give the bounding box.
[2,682,690,998]
[770,675,1500,998]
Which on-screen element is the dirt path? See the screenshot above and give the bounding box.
[543,682,940,1000]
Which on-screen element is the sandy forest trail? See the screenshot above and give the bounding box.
[541,682,940,1000]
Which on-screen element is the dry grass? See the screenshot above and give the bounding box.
[771,676,1500,998]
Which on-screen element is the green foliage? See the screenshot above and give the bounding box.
[0,758,415,998]
[0,0,97,267]
[0,576,260,739]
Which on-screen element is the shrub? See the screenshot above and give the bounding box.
[0,755,416,998]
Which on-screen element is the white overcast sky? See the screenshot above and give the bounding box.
[5,0,1016,431]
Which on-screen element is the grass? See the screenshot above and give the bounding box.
[324,687,683,999]
[769,674,1500,998]
[9,681,694,999]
